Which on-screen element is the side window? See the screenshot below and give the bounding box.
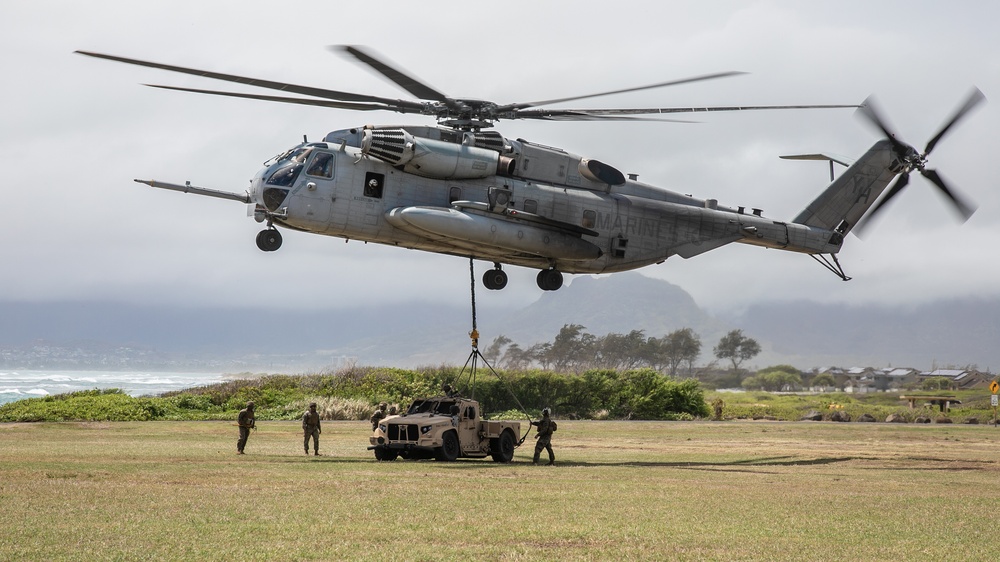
[306,152,335,178]
[364,172,385,199]
[582,209,596,229]
[523,199,537,214]
[449,187,462,204]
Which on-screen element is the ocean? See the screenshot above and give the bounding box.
[0,370,226,406]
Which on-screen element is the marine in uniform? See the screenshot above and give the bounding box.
[302,402,322,455]
[237,401,255,454]
[531,407,556,465]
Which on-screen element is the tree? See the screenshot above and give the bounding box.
[656,328,702,377]
[594,330,646,370]
[713,329,761,374]
[811,373,836,389]
[483,335,512,364]
[549,324,595,373]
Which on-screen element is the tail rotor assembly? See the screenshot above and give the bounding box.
[855,88,985,233]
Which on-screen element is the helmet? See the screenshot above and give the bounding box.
[246,401,255,409]
[542,407,551,417]
[379,402,387,409]
[309,402,317,408]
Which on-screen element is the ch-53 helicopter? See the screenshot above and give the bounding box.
[76,47,983,291]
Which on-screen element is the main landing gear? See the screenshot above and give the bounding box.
[482,263,508,290]
[536,268,563,291]
[481,263,564,291]
[256,228,282,252]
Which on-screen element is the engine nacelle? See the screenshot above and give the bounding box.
[579,158,626,185]
[363,128,513,179]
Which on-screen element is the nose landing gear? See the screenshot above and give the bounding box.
[256,228,282,252]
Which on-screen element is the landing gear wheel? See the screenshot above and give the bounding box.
[490,430,516,463]
[373,448,398,462]
[482,268,508,290]
[256,229,282,252]
[536,269,563,291]
[436,431,460,462]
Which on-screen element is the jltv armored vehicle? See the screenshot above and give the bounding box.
[369,396,520,462]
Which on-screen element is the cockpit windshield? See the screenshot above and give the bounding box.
[265,147,312,187]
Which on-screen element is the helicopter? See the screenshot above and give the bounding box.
[75,47,983,291]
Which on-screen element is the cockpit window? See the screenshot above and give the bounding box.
[306,152,335,178]
[265,146,312,187]
[266,162,304,187]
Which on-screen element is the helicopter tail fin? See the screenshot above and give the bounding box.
[792,139,899,235]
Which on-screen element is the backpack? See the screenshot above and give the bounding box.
[550,420,557,432]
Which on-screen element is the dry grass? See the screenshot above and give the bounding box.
[1,420,998,560]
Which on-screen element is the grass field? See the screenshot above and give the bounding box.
[1,420,998,561]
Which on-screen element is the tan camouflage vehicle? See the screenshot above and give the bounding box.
[368,396,520,462]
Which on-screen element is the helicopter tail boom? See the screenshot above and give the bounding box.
[791,139,898,235]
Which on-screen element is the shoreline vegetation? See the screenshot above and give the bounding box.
[0,366,994,424]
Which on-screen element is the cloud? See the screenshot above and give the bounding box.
[2,0,997,316]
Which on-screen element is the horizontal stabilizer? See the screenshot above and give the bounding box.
[779,153,853,167]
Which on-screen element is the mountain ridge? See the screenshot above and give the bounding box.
[1,273,996,372]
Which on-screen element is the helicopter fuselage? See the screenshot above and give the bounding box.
[241,124,864,290]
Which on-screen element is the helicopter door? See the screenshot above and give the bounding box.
[360,171,385,228]
[289,151,336,232]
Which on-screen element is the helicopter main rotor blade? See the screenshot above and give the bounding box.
[518,111,697,123]
[924,87,986,156]
[920,168,977,221]
[75,50,425,111]
[333,45,456,106]
[518,104,860,119]
[144,84,407,112]
[498,71,746,112]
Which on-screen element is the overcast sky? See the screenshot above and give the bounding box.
[2,0,997,317]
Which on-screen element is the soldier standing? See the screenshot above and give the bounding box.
[370,402,388,430]
[531,407,557,465]
[302,402,322,456]
[237,401,256,455]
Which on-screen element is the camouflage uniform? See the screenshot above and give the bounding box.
[532,409,556,465]
[237,402,255,454]
[302,403,322,455]
[370,402,388,430]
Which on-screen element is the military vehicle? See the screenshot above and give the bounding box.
[368,396,520,462]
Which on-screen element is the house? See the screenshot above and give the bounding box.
[872,368,919,391]
[842,367,876,393]
[917,369,992,390]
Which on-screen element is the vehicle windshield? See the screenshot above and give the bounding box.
[405,400,456,415]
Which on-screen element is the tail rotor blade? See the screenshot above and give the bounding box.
[856,95,910,156]
[924,87,986,156]
[920,168,977,221]
[855,172,909,235]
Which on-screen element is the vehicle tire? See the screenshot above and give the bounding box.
[490,430,515,463]
[483,269,507,290]
[374,448,398,462]
[436,431,460,462]
[257,229,282,252]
